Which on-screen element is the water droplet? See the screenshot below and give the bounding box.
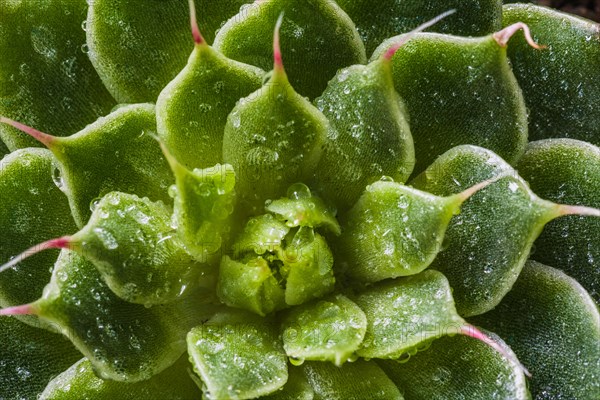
[81,20,87,31]
[52,165,65,192]
[287,183,311,200]
[289,357,305,366]
[81,44,89,54]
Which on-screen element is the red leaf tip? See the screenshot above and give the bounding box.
[188,0,205,45]
[273,13,285,72]
[493,22,545,50]
[0,304,35,316]
[0,236,72,274]
[0,116,56,147]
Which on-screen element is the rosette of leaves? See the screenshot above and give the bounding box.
[0,1,599,399]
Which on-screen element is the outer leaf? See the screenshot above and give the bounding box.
[281,294,367,365]
[471,261,600,399]
[0,316,81,400]
[313,57,414,213]
[27,103,173,227]
[30,250,211,382]
[353,270,466,359]
[262,366,314,400]
[517,139,600,301]
[372,31,528,175]
[411,145,559,316]
[0,0,115,150]
[338,181,464,283]
[302,360,403,400]
[378,333,530,400]
[337,0,502,55]
[87,0,252,103]
[39,356,202,399]
[213,0,367,99]
[0,149,76,325]
[503,4,600,144]
[156,38,264,170]
[187,310,288,400]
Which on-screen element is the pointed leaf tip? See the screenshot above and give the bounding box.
[0,303,35,316]
[454,175,505,204]
[0,117,56,147]
[493,22,545,49]
[556,204,600,218]
[273,13,285,72]
[382,9,457,61]
[0,236,72,274]
[460,325,532,378]
[188,0,205,45]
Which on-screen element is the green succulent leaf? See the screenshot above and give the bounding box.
[222,54,328,215]
[353,270,466,359]
[70,192,207,305]
[0,316,82,399]
[503,4,600,145]
[471,261,600,400]
[39,356,202,400]
[86,0,252,103]
[337,0,502,55]
[313,57,414,213]
[372,30,528,175]
[262,366,314,400]
[187,309,288,400]
[0,149,76,326]
[167,158,237,266]
[378,333,530,400]
[28,250,211,382]
[0,139,9,157]
[338,180,473,283]
[517,139,600,302]
[0,0,115,150]
[281,294,367,365]
[214,0,367,99]
[411,145,563,316]
[302,360,403,400]
[156,32,264,170]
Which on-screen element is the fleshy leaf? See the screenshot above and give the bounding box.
[233,214,290,257]
[337,179,489,283]
[352,270,466,359]
[313,55,414,213]
[71,192,209,305]
[503,4,600,144]
[0,149,76,327]
[39,356,202,399]
[337,0,502,55]
[517,139,600,302]
[378,333,530,400]
[0,0,115,150]
[3,250,212,382]
[281,294,367,365]
[412,145,567,316]
[0,138,9,157]
[86,0,252,103]
[1,104,173,227]
[156,4,264,170]
[302,360,403,399]
[0,316,81,399]
[471,261,600,399]
[222,19,328,215]
[166,155,237,265]
[372,28,530,175]
[187,309,288,399]
[213,0,367,99]
[266,183,341,236]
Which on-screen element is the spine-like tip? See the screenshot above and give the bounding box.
[0,236,71,274]
[460,325,532,378]
[493,22,545,49]
[0,116,56,148]
[454,175,504,204]
[273,13,285,72]
[188,0,205,45]
[0,303,35,316]
[556,204,600,218]
[159,142,188,176]
[382,9,456,61]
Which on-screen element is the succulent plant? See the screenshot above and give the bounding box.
[0,0,599,399]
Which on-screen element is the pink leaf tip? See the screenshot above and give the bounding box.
[188,0,205,45]
[273,13,285,72]
[383,9,457,61]
[0,116,56,147]
[0,236,72,274]
[0,303,35,316]
[493,22,545,49]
